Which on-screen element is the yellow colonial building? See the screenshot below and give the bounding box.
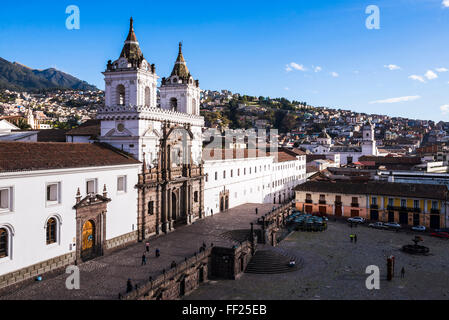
[295,181,448,229]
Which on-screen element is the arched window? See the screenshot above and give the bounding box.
[192,98,197,115]
[117,85,126,106]
[46,218,57,245]
[145,87,151,106]
[170,98,178,111]
[0,228,8,258]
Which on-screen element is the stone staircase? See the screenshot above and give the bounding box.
[245,248,301,274]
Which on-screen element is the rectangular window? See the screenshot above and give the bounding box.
[194,191,199,203]
[223,171,226,179]
[401,199,406,208]
[388,198,394,207]
[231,170,233,178]
[46,183,59,202]
[432,201,438,210]
[238,169,240,176]
[372,197,377,205]
[117,176,126,192]
[0,189,9,210]
[414,200,419,209]
[86,179,97,194]
[148,201,154,215]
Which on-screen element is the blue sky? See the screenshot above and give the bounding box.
[1,0,449,121]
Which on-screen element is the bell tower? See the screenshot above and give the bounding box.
[361,120,377,156]
[98,18,160,162]
[103,18,158,108]
[159,43,201,115]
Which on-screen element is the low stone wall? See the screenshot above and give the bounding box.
[257,203,292,246]
[0,252,76,292]
[104,231,138,252]
[120,240,256,300]
[120,248,212,300]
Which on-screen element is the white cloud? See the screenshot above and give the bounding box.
[285,65,293,72]
[443,0,449,8]
[436,67,448,73]
[290,62,306,71]
[409,75,426,83]
[441,105,449,114]
[330,72,339,78]
[314,66,322,72]
[369,95,421,104]
[384,64,401,71]
[425,70,438,80]
[284,87,290,91]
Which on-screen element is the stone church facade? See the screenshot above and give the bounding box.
[98,18,206,241]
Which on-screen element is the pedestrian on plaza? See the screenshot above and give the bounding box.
[126,279,133,293]
[354,234,358,243]
[256,208,258,215]
[141,253,147,266]
[401,267,405,278]
[155,248,160,258]
[171,261,177,269]
[350,234,353,242]
[145,242,150,252]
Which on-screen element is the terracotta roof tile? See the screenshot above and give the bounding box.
[295,181,448,200]
[0,142,140,172]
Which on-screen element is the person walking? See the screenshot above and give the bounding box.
[145,242,150,252]
[354,234,358,243]
[155,248,160,258]
[126,279,133,293]
[350,234,353,243]
[141,253,147,266]
[401,267,405,278]
[255,208,258,215]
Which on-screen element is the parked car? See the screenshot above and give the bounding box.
[348,217,365,224]
[384,222,401,230]
[411,225,426,232]
[430,232,449,239]
[435,228,449,233]
[369,222,389,230]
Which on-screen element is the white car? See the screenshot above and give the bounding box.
[348,217,365,224]
[412,225,426,232]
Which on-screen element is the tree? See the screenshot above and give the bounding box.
[17,118,31,130]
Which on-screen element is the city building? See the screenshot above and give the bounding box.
[295,180,448,229]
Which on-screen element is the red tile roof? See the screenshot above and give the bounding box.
[0,142,140,172]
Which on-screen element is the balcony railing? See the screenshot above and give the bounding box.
[387,205,421,213]
[370,204,379,209]
[351,203,359,208]
[335,201,342,206]
[319,200,326,205]
[431,208,440,214]
[305,199,313,204]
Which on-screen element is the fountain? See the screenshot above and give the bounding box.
[402,236,430,255]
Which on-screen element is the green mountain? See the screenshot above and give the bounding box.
[0,58,97,91]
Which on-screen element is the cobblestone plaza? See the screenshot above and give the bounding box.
[188,220,449,300]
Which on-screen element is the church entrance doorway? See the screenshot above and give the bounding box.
[81,220,96,262]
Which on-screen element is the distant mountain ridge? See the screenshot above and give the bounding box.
[0,57,97,92]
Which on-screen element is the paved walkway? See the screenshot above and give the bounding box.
[0,203,274,300]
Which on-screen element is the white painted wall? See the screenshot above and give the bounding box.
[0,164,139,276]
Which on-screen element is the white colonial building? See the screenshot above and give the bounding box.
[0,142,140,286]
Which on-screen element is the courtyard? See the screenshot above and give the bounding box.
[187,219,449,300]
